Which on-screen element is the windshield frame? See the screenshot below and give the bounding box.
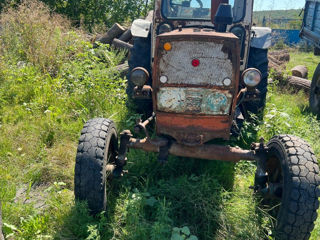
[161,0,246,23]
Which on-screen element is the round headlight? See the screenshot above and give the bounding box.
[242,68,262,88]
[130,67,149,87]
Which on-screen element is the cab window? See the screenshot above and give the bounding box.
[162,0,244,22]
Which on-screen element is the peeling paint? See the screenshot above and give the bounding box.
[157,87,232,115]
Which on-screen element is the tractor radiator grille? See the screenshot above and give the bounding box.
[158,41,233,86]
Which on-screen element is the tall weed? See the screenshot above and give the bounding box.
[0,0,83,75]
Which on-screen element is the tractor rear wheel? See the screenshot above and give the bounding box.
[259,135,320,240]
[310,63,320,116]
[127,36,152,114]
[74,118,118,214]
[245,47,269,115]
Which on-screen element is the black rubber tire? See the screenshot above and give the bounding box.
[127,36,153,113]
[264,135,320,240]
[245,47,269,114]
[74,118,118,214]
[309,63,320,116]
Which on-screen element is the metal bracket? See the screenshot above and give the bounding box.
[133,85,153,100]
[158,140,171,164]
[117,130,132,166]
[252,138,269,192]
[134,112,156,138]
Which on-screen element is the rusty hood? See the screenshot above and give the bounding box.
[153,28,240,145]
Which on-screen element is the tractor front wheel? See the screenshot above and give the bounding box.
[259,135,320,240]
[74,118,118,214]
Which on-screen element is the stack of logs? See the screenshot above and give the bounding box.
[268,50,311,92]
[288,65,311,92]
[94,11,154,77]
[95,22,132,77]
[95,23,133,51]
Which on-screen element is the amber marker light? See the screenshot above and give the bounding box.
[164,42,172,51]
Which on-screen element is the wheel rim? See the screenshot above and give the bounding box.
[104,131,118,179]
[264,153,284,219]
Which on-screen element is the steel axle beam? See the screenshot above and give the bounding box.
[128,136,259,163]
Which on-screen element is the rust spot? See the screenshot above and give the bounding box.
[156,112,231,144]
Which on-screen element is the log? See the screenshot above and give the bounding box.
[119,29,132,42]
[269,50,289,57]
[291,65,308,79]
[112,39,133,51]
[269,50,289,56]
[0,201,4,240]
[268,55,282,66]
[112,62,129,78]
[97,23,126,44]
[287,76,311,92]
[269,50,290,62]
[277,53,290,62]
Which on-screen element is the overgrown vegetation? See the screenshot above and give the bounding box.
[0,1,319,240]
[253,9,302,29]
[0,0,153,31]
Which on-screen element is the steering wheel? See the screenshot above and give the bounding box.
[195,0,203,8]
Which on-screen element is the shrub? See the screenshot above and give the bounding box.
[0,0,153,31]
[0,0,84,75]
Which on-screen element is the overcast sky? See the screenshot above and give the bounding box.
[253,0,305,11]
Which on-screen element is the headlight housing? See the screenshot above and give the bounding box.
[130,67,149,87]
[230,26,246,58]
[242,68,262,88]
[157,23,172,35]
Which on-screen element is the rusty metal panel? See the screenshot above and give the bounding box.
[159,41,233,86]
[157,87,232,115]
[152,29,241,144]
[156,112,231,144]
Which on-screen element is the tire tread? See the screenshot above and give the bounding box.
[74,118,115,214]
[268,135,320,240]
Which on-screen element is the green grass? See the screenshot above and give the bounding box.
[254,9,301,21]
[286,50,320,80]
[253,9,302,29]
[0,2,320,240]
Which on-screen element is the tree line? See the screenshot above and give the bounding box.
[0,0,153,31]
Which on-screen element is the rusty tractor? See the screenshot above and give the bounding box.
[74,1,320,239]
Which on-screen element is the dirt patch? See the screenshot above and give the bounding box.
[14,184,50,210]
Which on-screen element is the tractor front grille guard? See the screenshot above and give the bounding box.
[114,112,268,185]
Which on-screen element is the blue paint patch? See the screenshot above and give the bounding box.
[202,92,229,114]
[271,29,303,46]
[157,87,232,115]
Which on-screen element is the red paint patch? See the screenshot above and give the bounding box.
[192,59,200,67]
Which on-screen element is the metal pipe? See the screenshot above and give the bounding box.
[141,112,156,128]
[128,137,258,163]
[134,112,156,137]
